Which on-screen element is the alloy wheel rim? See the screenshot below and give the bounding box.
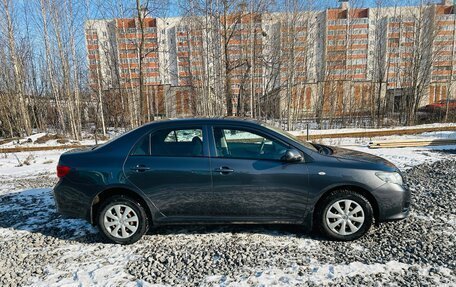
[103,204,139,239]
[325,199,365,236]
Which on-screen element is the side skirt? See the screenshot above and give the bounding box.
[154,216,305,226]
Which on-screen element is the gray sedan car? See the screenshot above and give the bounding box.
[53,118,410,244]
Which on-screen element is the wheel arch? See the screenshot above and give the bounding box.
[90,187,154,226]
[312,185,379,225]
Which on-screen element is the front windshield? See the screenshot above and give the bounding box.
[262,123,318,152]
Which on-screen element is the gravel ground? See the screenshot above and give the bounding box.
[0,159,455,286]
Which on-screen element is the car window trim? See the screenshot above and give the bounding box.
[211,154,291,163]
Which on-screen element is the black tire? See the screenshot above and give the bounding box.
[316,190,373,241]
[97,195,149,244]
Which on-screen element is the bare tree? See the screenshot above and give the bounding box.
[276,0,318,130]
[0,0,32,136]
[395,5,439,125]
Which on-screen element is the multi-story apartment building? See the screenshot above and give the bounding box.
[85,0,456,119]
[430,4,456,105]
[321,3,372,116]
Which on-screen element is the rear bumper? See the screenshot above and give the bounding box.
[372,182,411,222]
[53,179,92,221]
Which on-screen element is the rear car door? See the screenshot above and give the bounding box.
[124,125,212,218]
[209,125,309,221]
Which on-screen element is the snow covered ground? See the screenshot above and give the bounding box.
[0,130,455,286]
[0,132,99,149]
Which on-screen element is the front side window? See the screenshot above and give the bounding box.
[151,127,204,157]
[213,128,288,160]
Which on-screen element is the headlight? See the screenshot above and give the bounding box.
[375,172,403,185]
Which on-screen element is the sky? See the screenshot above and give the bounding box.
[88,0,444,19]
[168,0,442,17]
[11,0,446,19]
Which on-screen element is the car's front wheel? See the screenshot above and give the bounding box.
[97,195,149,244]
[316,190,373,241]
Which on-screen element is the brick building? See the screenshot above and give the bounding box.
[85,0,456,118]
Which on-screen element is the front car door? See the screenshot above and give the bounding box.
[124,125,212,219]
[209,125,310,222]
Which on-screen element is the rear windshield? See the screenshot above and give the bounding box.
[92,127,141,150]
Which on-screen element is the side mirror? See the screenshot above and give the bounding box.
[281,148,303,163]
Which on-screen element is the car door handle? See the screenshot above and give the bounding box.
[131,165,150,172]
[214,166,234,174]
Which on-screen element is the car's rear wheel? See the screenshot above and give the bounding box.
[97,195,148,244]
[316,190,373,241]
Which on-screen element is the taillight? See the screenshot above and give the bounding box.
[57,165,71,178]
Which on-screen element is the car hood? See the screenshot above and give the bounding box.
[329,146,397,170]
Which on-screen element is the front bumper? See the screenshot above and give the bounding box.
[372,182,411,222]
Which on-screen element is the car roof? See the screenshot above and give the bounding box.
[144,117,262,127]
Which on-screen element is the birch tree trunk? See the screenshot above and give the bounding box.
[49,3,79,139]
[67,0,82,139]
[2,0,32,136]
[40,0,66,134]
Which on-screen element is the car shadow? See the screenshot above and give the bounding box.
[433,149,456,155]
[0,188,318,244]
[149,223,314,238]
[0,188,102,244]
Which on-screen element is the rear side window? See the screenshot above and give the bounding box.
[130,134,150,156]
[164,129,203,143]
[151,127,204,157]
